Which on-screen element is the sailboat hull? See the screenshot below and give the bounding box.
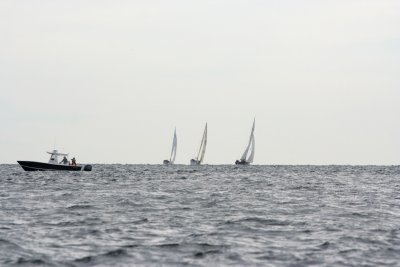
[17,161,92,171]
[235,160,249,165]
[190,159,201,165]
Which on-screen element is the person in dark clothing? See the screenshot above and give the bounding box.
[60,156,68,165]
[71,157,77,166]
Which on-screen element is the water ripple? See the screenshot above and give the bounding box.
[1,164,400,266]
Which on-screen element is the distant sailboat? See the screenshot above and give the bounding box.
[235,119,255,165]
[190,123,207,165]
[163,128,177,165]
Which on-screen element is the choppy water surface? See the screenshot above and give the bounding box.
[1,165,400,266]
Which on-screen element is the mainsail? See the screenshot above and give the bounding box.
[170,129,177,164]
[195,123,207,163]
[199,123,207,163]
[247,136,255,163]
[240,119,255,162]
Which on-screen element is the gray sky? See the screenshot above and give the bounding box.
[1,0,399,164]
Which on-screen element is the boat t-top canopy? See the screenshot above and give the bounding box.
[47,150,69,157]
[47,149,69,164]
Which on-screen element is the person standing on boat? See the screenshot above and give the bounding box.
[71,157,77,166]
[60,156,68,165]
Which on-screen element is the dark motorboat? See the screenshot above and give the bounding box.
[18,150,92,171]
[17,161,92,171]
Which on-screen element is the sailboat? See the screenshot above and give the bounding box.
[163,128,177,165]
[235,119,255,165]
[190,123,207,165]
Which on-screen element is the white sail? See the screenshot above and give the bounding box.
[199,124,207,163]
[247,135,255,163]
[170,129,177,164]
[192,123,207,165]
[240,141,250,161]
[240,119,255,161]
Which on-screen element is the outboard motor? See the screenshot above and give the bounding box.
[83,165,92,171]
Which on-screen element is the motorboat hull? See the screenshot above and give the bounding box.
[17,161,92,171]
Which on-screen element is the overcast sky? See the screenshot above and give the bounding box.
[1,0,399,164]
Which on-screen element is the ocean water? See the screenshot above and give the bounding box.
[1,164,400,266]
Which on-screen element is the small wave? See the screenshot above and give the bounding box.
[227,217,290,226]
[153,242,226,259]
[60,193,74,197]
[74,255,93,263]
[227,252,243,261]
[15,257,46,265]
[132,218,149,224]
[122,244,139,248]
[116,199,138,206]
[155,242,225,251]
[74,248,127,263]
[66,204,94,210]
[193,249,220,258]
[203,200,217,208]
[0,238,21,249]
[339,248,359,254]
[157,243,180,248]
[195,243,223,249]
[46,217,104,227]
[104,248,127,257]
[318,241,330,250]
[338,212,370,218]
[289,185,315,190]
